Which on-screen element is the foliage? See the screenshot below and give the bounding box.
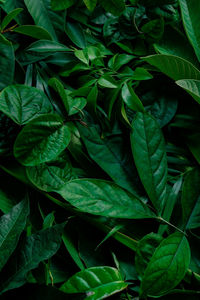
[0,0,200,299]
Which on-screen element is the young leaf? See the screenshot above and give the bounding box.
[13,25,52,40]
[0,224,65,294]
[0,38,14,90]
[181,168,200,230]
[143,54,200,80]
[1,8,23,30]
[131,112,168,213]
[60,266,128,299]
[121,82,145,112]
[83,0,97,11]
[140,233,191,297]
[0,85,53,125]
[0,198,29,272]
[14,114,71,166]
[179,0,200,62]
[59,179,155,219]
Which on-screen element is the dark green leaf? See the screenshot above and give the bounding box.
[0,38,14,90]
[65,22,86,49]
[121,82,145,112]
[1,8,23,30]
[13,25,52,40]
[99,0,125,16]
[51,0,75,10]
[83,0,97,11]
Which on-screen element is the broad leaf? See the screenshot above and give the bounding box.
[0,224,65,294]
[181,168,200,230]
[131,112,168,213]
[0,85,53,125]
[140,233,191,297]
[176,79,200,104]
[13,25,52,40]
[179,0,200,62]
[143,54,200,80]
[60,266,128,299]
[0,38,14,90]
[14,114,71,166]
[59,179,155,219]
[0,198,29,272]
[51,0,75,10]
[121,82,145,112]
[99,0,125,16]
[65,22,86,49]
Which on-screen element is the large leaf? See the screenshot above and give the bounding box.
[181,168,200,230]
[24,0,57,40]
[0,85,53,125]
[0,198,29,272]
[59,179,155,219]
[143,54,200,81]
[179,0,200,62]
[60,266,128,299]
[13,25,52,40]
[176,79,200,104]
[0,38,14,90]
[14,114,71,166]
[140,233,191,297]
[131,112,168,213]
[0,224,65,294]
[99,0,125,16]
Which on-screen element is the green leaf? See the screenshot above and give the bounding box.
[0,85,53,125]
[181,168,200,230]
[99,0,125,16]
[140,233,191,297]
[132,67,153,81]
[186,133,200,164]
[24,0,57,40]
[26,154,75,192]
[14,114,71,166]
[1,8,23,30]
[98,75,118,89]
[121,82,145,112]
[51,0,75,10]
[0,198,29,272]
[65,22,86,49]
[60,266,128,299]
[26,40,71,53]
[176,79,200,104]
[143,54,200,80]
[13,25,52,40]
[179,0,200,62]
[0,39,14,90]
[108,54,134,71]
[83,0,97,11]
[0,224,65,294]
[59,179,155,219]
[131,112,168,213]
[48,77,69,113]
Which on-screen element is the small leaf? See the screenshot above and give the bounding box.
[0,198,29,272]
[0,85,53,125]
[59,179,155,219]
[140,233,191,297]
[14,114,71,166]
[98,75,118,89]
[121,82,145,112]
[1,8,23,30]
[48,77,69,113]
[60,266,128,299]
[13,25,52,40]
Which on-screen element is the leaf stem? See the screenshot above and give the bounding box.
[157,217,187,235]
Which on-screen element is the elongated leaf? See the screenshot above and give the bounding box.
[51,0,75,10]
[14,114,71,166]
[143,54,200,80]
[181,168,200,229]
[60,266,128,299]
[13,25,52,40]
[0,198,29,272]
[98,75,118,89]
[65,22,86,49]
[59,179,155,219]
[0,85,53,125]
[0,38,14,90]
[176,79,200,104]
[83,0,97,11]
[131,112,168,213]
[99,0,125,16]
[1,8,23,30]
[27,40,71,53]
[0,224,65,294]
[121,82,145,112]
[179,0,200,62]
[140,233,191,297]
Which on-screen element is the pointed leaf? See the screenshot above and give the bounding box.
[1,8,23,30]
[83,0,97,11]
[121,82,145,112]
[0,38,14,90]
[26,40,71,53]
[176,79,200,104]
[65,22,86,49]
[13,25,52,40]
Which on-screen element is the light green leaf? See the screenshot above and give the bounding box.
[143,54,200,80]
[14,114,71,166]
[121,82,145,112]
[65,22,86,49]
[60,266,128,299]
[181,168,200,230]
[0,85,53,125]
[0,223,65,294]
[24,0,57,40]
[0,198,29,272]
[140,233,191,297]
[98,75,118,89]
[59,179,155,219]
[99,0,125,16]
[179,0,200,62]
[51,0,75,10]
[131,112,168,213]
[1,8,23,30]
[176,79,200,104]
[83,0,97,11]
[13,25,52,40]
[0,39,14,90]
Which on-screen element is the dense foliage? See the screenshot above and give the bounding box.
[0,0,200,299]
